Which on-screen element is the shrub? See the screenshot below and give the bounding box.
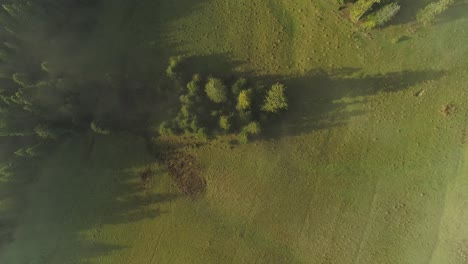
[14,144,41,157]
[243,121,262,135]
[237,122,262,144]
[175,114,190,130]
[231,77,247,96]
[417,0,454,25]
[90,121,110,135]
[179,94,190,105]
[219,115,231,131]
[196,127,208,141]
[12,72,34,87]
[166,56,183,79]
[190,117,200,132]
[180,105,190,117]
[158,121,174,136]
[187,74,201,95]
[210,110,220,117]
[350,0,382,22]
[262,83,288,113]
[205,78,227,103]
[34,124,56,139]
[40,61,50,73]
[238,131,249,144]
[0,161,12,179]
[363,2,401,29]
[236,89,252,111]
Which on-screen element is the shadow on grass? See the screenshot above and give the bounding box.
[0,135,180,263]
[96,53,247,137]
[388,0,468,26]
[152,55,445,140]
[437,1,468,24]
[386,0,431,26]
[0,0,213,263]
[262,68,446,138]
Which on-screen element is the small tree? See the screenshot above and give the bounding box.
[238,122,262,144]
[243,121,261,135]
[350,0,382,22]
[262,83,288,113]
[364,2,401,29]
[417,0,454,25]
[158,121,174,136]
[90,121,110,135]
[236,89,252,111]
[205,78,227,103]
[238,131,249,144]
[231,77,247,96]
[219,115,231,131]
[196,127,208,141]
[166,56,183,79]
[34,124,57,139]
[187,74,201,96]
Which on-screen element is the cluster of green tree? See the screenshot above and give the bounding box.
[339,0,401,29]
[416,0,454,25]
[340,0,456,29]
[160,57,288,143]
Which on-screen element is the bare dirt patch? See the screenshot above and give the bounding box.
[139,166,154,189]
[148,136,207,196]
[160,151,205,197]
[441,103,456,116]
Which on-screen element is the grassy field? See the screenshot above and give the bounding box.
[1,0,468,263]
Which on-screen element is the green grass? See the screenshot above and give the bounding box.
[1,0,468,263]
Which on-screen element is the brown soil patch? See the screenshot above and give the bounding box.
[163,152,206,196]
[441,103,456,116]
[139,166,153,189]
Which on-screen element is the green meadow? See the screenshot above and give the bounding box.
[1,0,467,263]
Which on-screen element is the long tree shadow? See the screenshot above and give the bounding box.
[152,54,446,139]
[258,68,446,138]
[0,134,180,264]
[386,0,430,26]
[1,0,214,262]
[388,0,468,26]
[437,0,468,24]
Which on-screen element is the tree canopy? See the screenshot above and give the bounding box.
[262,83,288,113]
[205,78,228,103]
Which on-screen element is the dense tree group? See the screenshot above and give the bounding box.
[160,57,288,143]
[339,0,455,29]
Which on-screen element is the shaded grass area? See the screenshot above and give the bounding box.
[0,135,178,263]
[264,68,446,137]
